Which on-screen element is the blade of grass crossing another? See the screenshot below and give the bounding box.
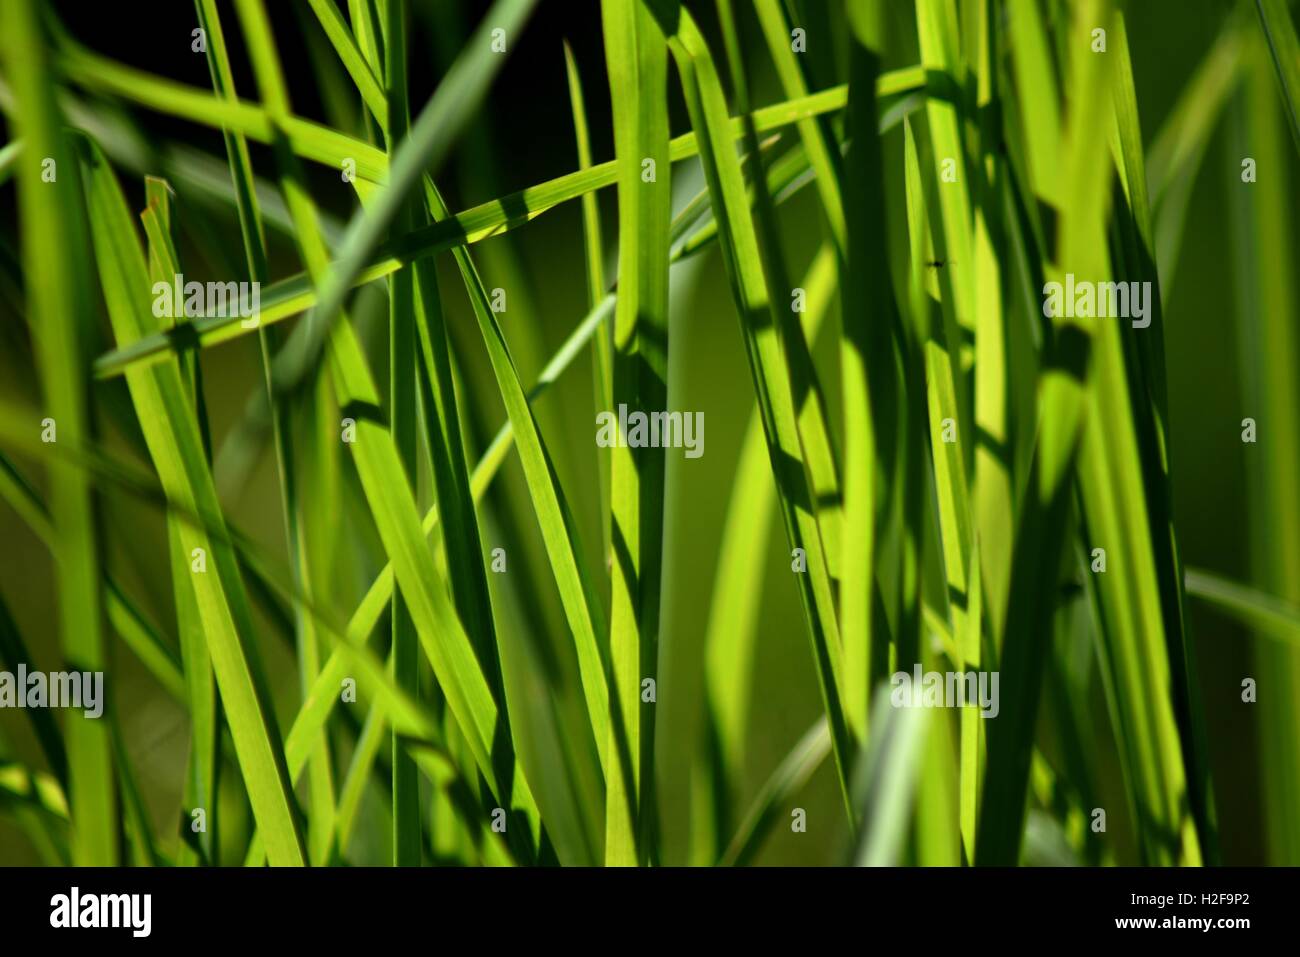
[419,174,598,861]
[1108,11,1217,862]
[198,0,340,867]
[716,0,844,612]
[753,0,846,253]
[140,180,221,865]
[655,3,855,826]
[76,134,307,866]
[90,73,929,381]
[697,241,838,863]
[976,0,1112,864]
[251,146,837,864]
[1071,11,1200,865]
[267,0,540,398]
[230,0,516,823]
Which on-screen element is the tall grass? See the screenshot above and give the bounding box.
[0,0,1298,867]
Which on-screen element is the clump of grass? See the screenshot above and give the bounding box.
[0,0,1298,867]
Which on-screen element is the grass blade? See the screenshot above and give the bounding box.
[599,0,673,866]
[230,0,512,819]
[720,719,831,867]
[1185,569,1300,649]
[140,176,222,865]
[2,0,116,865]
[697,241,837,861]
[267,0,540,397]
[564,40,613,580]
[853,691,928,866]
[89,74,927,381]
[1255,0,1300,151]
[658,3,855,825]
[1228,38,1300,862]
[76,133,307,866]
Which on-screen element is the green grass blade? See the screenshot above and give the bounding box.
[1228,40,1300,862]
[307,0,387,126]
[697,241,837,861]
[968,0,1016,649]
[1108,10,1216,863]
[229,0,510,815]
[600,0,673,866]
[421,175,604,851]
[1072,18,1200,865]
[383,0,423,869]
[976,0,1112,865]
[335,702,386,856]
[841,0,906,748]
[658,3,855,827]
[902,115,976,769]
[196,0,347,865]
[754,0,846,253]
[719,719,831,867]
[852,691,928,866]
[140,177,222,866]
[1255,0,1300,151]
[53,34,389,182]
[718,0,844,623]
[1185,569,1300,649]
[912,9,978,725]
[564,40,613,577]
[75,133,307,866]
[90,75,927,381]
[1146,19,1245,288]
[2,0,116,865]
[268,0,539,397]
